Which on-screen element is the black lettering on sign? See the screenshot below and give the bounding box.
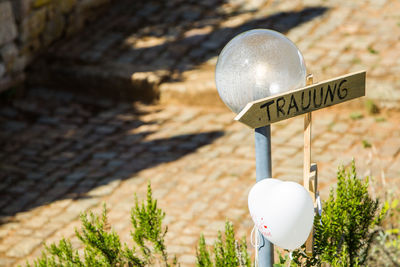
[287,94,299,114]
[235,71,365,128]
[324,84,336,105]
[338,79,348,99]
[276,97,286,117]
[301,90,311,111]
[260,100,275,121]
[313,87,323,108]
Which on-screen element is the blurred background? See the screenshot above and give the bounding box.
[0,0,399,266]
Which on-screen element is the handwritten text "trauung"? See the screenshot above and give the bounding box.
[260,79,348,121]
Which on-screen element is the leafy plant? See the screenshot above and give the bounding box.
[289,161,387,267]
[368,198,400,266]
[196,222,250,267]
[25,161,392,267]
[349,112,364,120]
[273,250,292,267]
[375,117,386,122]
[365,99,380,115]
[367,46,379,55]
[129,183,174,266]
[362,139,372,148]
[26,183,177,267]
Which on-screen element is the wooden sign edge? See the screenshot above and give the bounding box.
[234,70,366,127]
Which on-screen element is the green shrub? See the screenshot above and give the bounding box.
[26,183,177,267]
[26,161,390,267]
[365,99,380,115]
[290,160,387,267]
[362,140,372,148]
[368,198,400,266]
[196,222,250,267]
[349,112,364,120]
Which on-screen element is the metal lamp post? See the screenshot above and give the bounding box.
[215,29,307,267]
[254,125,273,266]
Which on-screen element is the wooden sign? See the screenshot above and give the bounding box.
[235,71,366,128]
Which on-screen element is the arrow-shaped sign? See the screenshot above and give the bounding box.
[235,71,366,128]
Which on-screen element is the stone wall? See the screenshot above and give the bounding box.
[0,0,112,92]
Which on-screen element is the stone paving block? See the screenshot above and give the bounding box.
[66,171,87,181]
[330,121,349,134]
[179,254,197,265]
[0,257,15,266]
[2,120,27,132]
[0,228,10,239]
[379,137,400,157]
[95,125,117,135]
[1,235,25,257]
[0,2,18,45]
[49,210,80,225]
[167,245,192,255]
[93,152,118,160]
[2,194,38,215]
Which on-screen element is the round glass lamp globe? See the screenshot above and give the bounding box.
[215,29,307,114]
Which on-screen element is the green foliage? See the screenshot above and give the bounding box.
[273,251,292,267]
[128,182,176,266]
[369,198,400,266]
[365,99,380,115]
[196,222,250,267]
[27,239,83,267]
[24,162,393,267]
[349,112,364,120]
[75,205,123,265]
[26,182,177,267]
[375,117,386,122]
[367,46,379,55]
[290,160,387,266]
[197,235,212,267]
[362,139,372,148]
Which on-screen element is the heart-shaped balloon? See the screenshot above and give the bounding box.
[248,178,314,250]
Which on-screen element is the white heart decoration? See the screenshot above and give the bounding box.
[248,178,314,250]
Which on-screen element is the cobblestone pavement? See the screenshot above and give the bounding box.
[2,0,400,266]
[30,0,400,107]
[1,87,400,266]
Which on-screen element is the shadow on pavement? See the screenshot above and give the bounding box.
[30,1,328,100]
[0,1,329,222]
[0,88,224,224]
